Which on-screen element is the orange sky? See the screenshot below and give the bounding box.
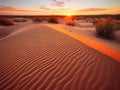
[0,0,120,15]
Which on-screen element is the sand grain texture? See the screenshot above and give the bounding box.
[0,24,120,90]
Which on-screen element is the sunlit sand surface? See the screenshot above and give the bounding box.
[44,24,120,61]
[0,24,120,90]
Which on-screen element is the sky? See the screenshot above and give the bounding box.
[0,0,120,15]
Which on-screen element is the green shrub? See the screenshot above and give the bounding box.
[94,17,114,39]
[48,17,59,24]
[0,18,14,26]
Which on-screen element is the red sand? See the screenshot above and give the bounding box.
[44,24,120,62]
[0,24,120,90]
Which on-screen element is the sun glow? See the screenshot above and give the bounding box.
[67,13,72,16]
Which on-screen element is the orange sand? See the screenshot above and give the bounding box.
[44,24,120,62]
[0,24,120,90]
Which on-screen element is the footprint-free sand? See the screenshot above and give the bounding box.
[0,24,120,90]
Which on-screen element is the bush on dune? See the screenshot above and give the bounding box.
[66,21,75,26]
[116,22,120,30]
[0,18,14,26]
[48,17,59,24]
[93,19,98,25]
[94,17,115,39]
[32,17,43,22]
[65,17,75,26]
[113,21,120,31]
[13,19,27,22]
[32,16,59,23]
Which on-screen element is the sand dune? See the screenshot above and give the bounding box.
[0,24,120,90]
[0,20,32,40]
[44,24,120,52]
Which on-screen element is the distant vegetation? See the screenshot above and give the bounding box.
[66,21,75,26]
[0,18,14,26]
[32,17,43,22]
[48,17,59,24]
[93,17,120,39]
[65,17,75,26]
[32,16,59,24]
[13,19,27,22]
[113,21,120,31]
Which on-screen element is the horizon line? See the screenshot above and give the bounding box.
[0,14,120,16]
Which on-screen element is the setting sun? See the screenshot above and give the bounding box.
[67,14,72,17]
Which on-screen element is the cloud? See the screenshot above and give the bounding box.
[0,6,32,12]
[39,6,51,10]
[0,6,16,11]
[79,8,109,12]
[51,0,64,7]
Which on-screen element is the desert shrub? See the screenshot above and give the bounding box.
[13,19,21,22]
[76,18,80,20]
[32,17,43,22]
[94,17,115,39]
[48,17,59,24]
[113,21,120,31]
[0,18,14,26]
[66,22,75,26]
[13,19,27,22]
[42,17,50,21]
[65,17,75,26]
[22,20,27,22]
[93,19,98,25]
[117,23,120,30]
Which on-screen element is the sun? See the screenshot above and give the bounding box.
[67,13,72,17]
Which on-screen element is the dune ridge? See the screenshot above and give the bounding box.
[44,24,120,62]
[0,24,120,90]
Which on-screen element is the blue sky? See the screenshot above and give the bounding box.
[0,0,120,15]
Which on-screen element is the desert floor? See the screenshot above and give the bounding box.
[0,23,120,90]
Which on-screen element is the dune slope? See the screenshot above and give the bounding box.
[0,24,120,90]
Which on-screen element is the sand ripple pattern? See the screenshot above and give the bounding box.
[0,24,120,90]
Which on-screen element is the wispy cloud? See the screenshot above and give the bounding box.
[0,6,16,10]
[39,6,51,10]
[51,0,64,7]
[0,6,32,12]
[0,5,119,15]
[79,8,109,12]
